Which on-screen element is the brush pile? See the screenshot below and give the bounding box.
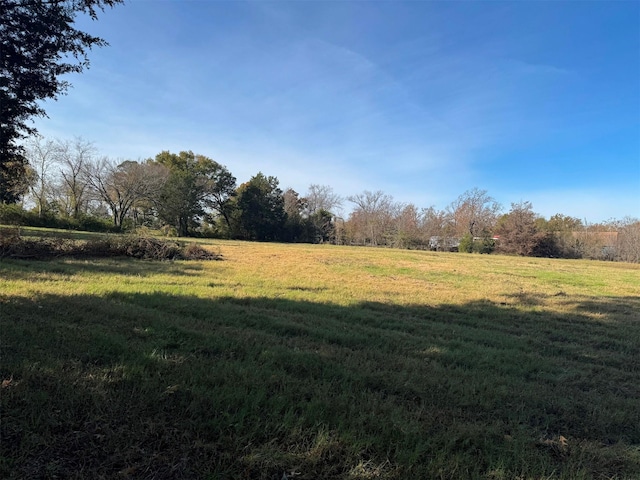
[0,229,221,261]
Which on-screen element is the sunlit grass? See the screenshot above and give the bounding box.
[1,238,639,479]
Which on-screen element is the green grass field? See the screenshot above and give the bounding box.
[1,235,639,479]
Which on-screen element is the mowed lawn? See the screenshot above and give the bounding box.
[1,238,639,479]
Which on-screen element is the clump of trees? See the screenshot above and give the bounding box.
[2,137,345,244]
[2,136,639,263]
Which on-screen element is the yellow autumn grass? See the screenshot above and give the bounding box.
[4,237,637,320]
[202,240,640,309]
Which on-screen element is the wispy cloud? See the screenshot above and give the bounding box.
[30,1,639,221]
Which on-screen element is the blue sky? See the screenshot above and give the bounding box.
[32,0,639,222]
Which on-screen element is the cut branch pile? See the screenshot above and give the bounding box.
[0,230,221,261]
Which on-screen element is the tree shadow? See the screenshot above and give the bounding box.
[1,265,639,479]
[0,257,205,281]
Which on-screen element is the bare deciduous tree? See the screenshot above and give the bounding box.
[85,158,168,229]
[305,184,342,216]
[24,136,59,217]
[446,187,501,238]
[56,137,95,218]
[391,203,423,248]
[347,190,395,246]
[607,217,640,263]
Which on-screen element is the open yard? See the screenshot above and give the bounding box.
[1,237,639,479]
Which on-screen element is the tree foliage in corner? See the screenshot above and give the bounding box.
[0,0,123,203]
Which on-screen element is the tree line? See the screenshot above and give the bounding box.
[1,136,639,263]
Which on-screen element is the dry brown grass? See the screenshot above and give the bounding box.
[211,240,639,309]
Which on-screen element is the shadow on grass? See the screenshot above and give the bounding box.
[1,264,639,479]
[0,257,205,280]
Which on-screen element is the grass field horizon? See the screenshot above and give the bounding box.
[2,235,639,479]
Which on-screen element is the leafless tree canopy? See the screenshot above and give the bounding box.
[305,184,343,216]
[84,158,169,229]
[446,187,501,238]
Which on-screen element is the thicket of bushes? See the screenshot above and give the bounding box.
[0,203,115,233]
[458,233,495,254]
